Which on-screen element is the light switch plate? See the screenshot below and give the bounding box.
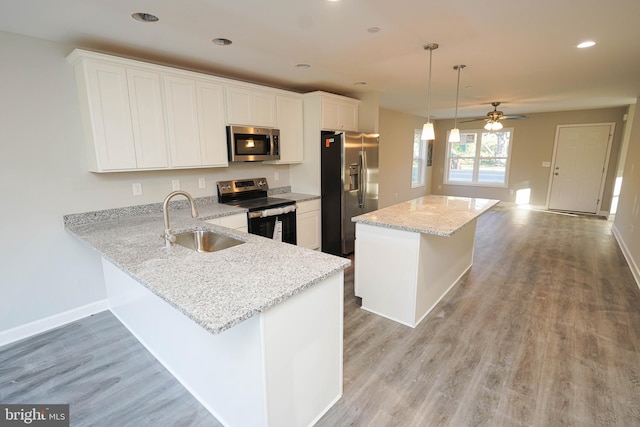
[132,183,142,196]
[542,161,551,167]
[198,178,206,189]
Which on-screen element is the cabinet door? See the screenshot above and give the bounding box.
[83,61,137,170]
[275,95,304,163]
[226,87,252,125]
[320,97,358,131]
[126,68,169,168]
[320,98,340,130]
[253,91,276,127]
[226,86,276,127]
[296,200,321,250]
[339,102,358,132]
[164,75,202,167]
[197,81,228,167]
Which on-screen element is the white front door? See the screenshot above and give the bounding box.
[548,124,613,213]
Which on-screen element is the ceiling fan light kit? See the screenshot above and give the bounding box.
[421,43,439,141]
[448,64,465,143]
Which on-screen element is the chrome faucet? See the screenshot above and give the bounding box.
[163,190,199,247]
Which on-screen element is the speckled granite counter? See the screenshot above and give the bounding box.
[64,194,346,335]
[352,195,499,236]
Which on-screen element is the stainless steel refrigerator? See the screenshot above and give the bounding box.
[321,131,379,256]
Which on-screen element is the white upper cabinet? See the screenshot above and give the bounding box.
[71,58,154,171]
[67,49,228,172]
[197,81,228,166]
[320,96,359,131]
[226,85,276,127]
[164,75,228,168]
[126,68,169,169]
[272,95,304,164]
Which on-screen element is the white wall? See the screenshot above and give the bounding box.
[0,31,290,334]
[613,98,640,285]
[378,108,432,208]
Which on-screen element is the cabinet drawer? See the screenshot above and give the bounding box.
[296,199,321,214]
[206,213,248,231]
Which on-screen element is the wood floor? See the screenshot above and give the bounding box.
[0,311,222,426]
[1,206,639,426]
[317,206,640,426]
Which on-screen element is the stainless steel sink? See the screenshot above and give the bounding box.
[174,230,244,253]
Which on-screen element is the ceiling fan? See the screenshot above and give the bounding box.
[460,102,527,130]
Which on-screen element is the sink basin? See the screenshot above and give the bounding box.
[174,230,244,253]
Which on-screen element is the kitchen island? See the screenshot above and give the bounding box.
[352,195,499,328]
[64,197,348,427]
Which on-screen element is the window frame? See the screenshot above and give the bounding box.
[411,129,427,188]
[444,128,514,188]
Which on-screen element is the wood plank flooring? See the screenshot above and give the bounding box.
[317,206,640,426]
[0,311,222,426]
[1,206,639,426]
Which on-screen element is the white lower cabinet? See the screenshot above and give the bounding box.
[296,199,321,250]
[205,213,248,232]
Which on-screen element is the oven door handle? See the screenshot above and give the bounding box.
[248,204,297,219]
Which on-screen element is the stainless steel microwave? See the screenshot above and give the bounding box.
[227,126,280,162]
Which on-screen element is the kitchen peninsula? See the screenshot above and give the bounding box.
[352,195,499,328]
[64,198,348,427]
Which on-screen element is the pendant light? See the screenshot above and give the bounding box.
[448,64,466,143]
[421,43,439,141]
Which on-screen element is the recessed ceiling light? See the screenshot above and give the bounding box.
[367,27,380,33]
[212,38,233,46]
[577,40,596,48]
[131,12,159,23]
[295,64,311,69]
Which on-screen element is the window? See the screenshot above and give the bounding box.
[412,129,427,188]
[445,128,513,187]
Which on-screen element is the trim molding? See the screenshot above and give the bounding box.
[0,300,109,347]
[612,224,640,288]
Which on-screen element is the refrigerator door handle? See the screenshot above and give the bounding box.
[359,150,367,208]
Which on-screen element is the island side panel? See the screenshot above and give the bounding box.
[354,223,421,327]
[414,220,476,325]
[261,271,344,427]
[102,258,268,427]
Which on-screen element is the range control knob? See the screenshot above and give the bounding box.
[257,180,266,187]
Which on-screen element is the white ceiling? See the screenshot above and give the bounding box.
[2,0,639,119]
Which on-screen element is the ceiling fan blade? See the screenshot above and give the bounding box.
[502,115,528,120]
[459,118,486,123]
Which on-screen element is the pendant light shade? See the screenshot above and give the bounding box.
[448,64,466,143]
[421,122,435,140]
[421,43,439,141]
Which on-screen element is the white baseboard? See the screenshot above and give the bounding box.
[612,224,640,289]
[0,299,109,347]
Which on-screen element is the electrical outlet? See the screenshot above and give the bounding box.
[132,183,142,196]
[198,178,206,189]
[172,180,180,191]
[274,172,280,182]
[510,189,514,195]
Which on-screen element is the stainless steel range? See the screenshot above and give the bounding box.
[217,178,297,245]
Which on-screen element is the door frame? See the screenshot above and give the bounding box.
[545,122,615,215]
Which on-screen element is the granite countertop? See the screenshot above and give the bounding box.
[64,192,346,335]
[352,195,500,237]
